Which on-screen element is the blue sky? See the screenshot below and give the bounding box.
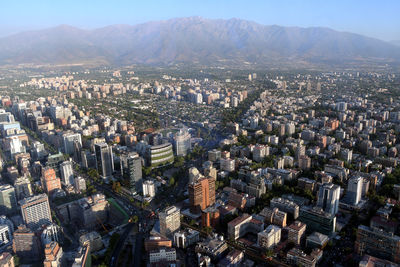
[1,0,399,41]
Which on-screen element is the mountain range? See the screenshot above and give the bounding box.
[0,17,399,68]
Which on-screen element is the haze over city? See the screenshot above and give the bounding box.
[0,1,399,267]
[1,0,400,41]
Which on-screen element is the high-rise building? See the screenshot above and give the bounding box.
[74,176,87,193]
[316,82,321,91]
[188,176,216,213]
[95,143,114,180]
[31,141,47,160]
[307,81,312,91]
[346,176,363,206]
[257,225,281,249]
[253,145,267,163]
[143,180,156,198]
[49,106,64,121]
[316,183,340,215]
[12,225,42,262]
[60,161,74,186]
[46,152,64,177]
[208,149,221,162]
[41,223,62,245]
[19,194,52,230]
[341,149,353,163]
[299,206,336,236]
[287,221,307,245]
[295,145,306,160]
[14,177,33,200]
[8,136,25,157]
[298,155,311,170]
[285,123,296,136]
[174,229,200,249]
[41,168,61,195]
[121,153,142,192]
[0,185,17,215]
[203,165,217,180]
[259,207,287,227]
[63,133,82,155]
[220,158,235,172]
[0,216,14,248]
[355,225,400,263]
[159,206,181,237]
[43,241,64,267]
[174,128,191,156]
[336,102,348,112]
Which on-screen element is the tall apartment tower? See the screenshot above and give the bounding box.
[159,206,181,237]
[188,177,216,213]
[0,185,17,215]
[13,225,42,262]
[122,153,142,193]
[60,161,74,186]
[347,176,363,205]
[19,194,52,230]
[316,183,341,215]
[95,143,114,180]
[41,168,61,195]
[62,133,82,155]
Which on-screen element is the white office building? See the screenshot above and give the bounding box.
[257,225,281,249]
[142,180,156,198]
[347,176,363,205]
[60,161,74,186]
[0,216,13,248]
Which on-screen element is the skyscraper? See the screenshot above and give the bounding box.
[121,153,142,193]
[60,161,74,186]
[159,206,181,237]
[142,180,156,198]
[347,176,363,206]
[0,185,17,215]
[62,133,82,155]
[174,128,191,156]
[95,143,114,180]
[14,177,33,200]
[19,194,52,230]
[316,183,341,215]
[188,177,216,213]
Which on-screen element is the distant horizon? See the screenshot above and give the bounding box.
[0,16,399,44]
[1,0,399,41]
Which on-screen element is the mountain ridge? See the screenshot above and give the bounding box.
[0,17,399,68]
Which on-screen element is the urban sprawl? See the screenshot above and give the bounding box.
[0,68,399,267]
